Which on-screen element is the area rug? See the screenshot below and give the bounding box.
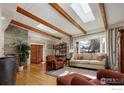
[46,67,96,79]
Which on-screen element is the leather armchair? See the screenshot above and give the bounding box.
[46,55,64,70]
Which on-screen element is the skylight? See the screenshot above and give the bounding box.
[37,24,58,34]
[70,3,95,23]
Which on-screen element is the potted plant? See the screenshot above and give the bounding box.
[13,40,30,71]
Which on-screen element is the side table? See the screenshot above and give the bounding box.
[66,58,70,66]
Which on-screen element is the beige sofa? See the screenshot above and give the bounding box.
[70,53,107,69]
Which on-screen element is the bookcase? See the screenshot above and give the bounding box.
[53,42,67,59]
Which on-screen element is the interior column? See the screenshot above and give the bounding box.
[0,9,4,57]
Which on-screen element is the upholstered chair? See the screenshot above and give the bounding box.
[46,55,64,70]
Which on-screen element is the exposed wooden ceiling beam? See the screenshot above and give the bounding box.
[49,3,87,34]
[10,20,61,40]
[99,3,108,30]
[16,6,71,37]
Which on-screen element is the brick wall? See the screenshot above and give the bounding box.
[4,24,28,55]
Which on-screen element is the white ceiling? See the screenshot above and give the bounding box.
[58,3,104,33]
[0,3,17,32]
[105,3,124,27]
[2,3,124,39]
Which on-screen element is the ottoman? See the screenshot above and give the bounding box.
[57,73,92,85]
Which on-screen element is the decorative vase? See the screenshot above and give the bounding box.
[18,66,24,71]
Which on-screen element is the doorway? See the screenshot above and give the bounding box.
[31,44,43,64]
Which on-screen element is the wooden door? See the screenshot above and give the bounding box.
[31,45,43,64]
[119,29,124,73]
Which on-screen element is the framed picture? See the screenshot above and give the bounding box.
[47,44,53,49]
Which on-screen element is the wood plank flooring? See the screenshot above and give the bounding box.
[16,63,56,85]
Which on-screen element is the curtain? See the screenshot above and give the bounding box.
[69,36,73,49]
[107,27,122,70]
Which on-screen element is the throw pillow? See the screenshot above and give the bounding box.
[79,56,84,60]
[97,55,105,61]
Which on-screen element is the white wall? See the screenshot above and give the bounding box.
[46,41,54,56]
[28,31,53,64]
[0,4,17,57]
[73,31,106,42]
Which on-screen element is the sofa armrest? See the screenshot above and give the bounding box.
[97,69,124,80]
[71,76,94,85]
[101,58,106,63]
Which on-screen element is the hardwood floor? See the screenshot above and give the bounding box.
[16,63,56,85]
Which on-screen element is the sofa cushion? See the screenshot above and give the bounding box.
[82,53,92,60]
[92,53,97,60]
[72,53,77,59]
[97,53,106,61]
[92,53,106,60]
[70,60,105,65]
[70,60,90,64]
[73,53,83,60]
[73,55,78,60]
[89,60,105,65]
[79,55,84,60]
[78,60,90,63]
[77,54,84,60]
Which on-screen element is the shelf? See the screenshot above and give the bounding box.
[53,42,67,59]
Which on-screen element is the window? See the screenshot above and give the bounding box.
[79,37,106,53]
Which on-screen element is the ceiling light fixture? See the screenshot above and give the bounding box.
[70,3,95,23]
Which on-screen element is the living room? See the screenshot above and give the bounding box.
[0,2,124,88]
